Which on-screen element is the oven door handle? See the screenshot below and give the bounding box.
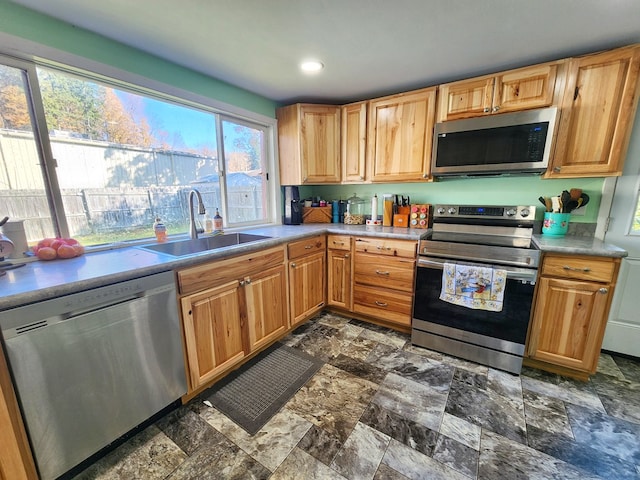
[418,257,538,283]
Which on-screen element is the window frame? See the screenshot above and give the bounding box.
[0,49,281,247]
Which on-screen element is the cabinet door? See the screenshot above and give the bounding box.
[245,265,288,352]
[289,251,326,326]
[327,248,352,310]
[436,77,494,122]
[494,63,558,114]
[549,45,640,177]
[300,105,341,183]
[341,101,367,183]
[367,87,436,182]
[528,277,610,372]
[181,281,245,390]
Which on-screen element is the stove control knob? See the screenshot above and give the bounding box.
[437,207,446,215]
[505,208,517,217]
[519,208,531,218]
[447,207,457,215]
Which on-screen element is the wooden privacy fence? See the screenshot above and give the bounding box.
[0,184,262,241]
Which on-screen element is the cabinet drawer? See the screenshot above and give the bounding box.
[288,235,326,260]
[354,237,416,258]
[328,234,351,251]
[354,253,415,292]
[541,254,618,283]
[353,284,413,326]
[177,246,285,295]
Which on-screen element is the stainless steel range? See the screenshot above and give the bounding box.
[411,204,539,374]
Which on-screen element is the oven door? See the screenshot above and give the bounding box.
[412,256,538,373]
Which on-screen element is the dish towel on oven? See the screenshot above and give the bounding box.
[439,263,507,312]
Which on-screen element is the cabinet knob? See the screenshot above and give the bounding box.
[245,278,251,285]
[239,280,245,286]
[492,106,500,112]
[599,287,608,294]
[344,254,350,259]
[291,263,296,268]
[483,107,490,112]
[553,166,561,172]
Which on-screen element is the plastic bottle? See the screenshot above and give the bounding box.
[204,213,213,234]
[213,208,223,232]
[153,217,167,242]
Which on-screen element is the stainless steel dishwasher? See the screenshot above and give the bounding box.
[0,271,187,480]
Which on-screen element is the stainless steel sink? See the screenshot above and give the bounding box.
[139,233,271,257]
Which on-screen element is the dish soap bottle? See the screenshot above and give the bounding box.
[204,213,213,234]
[153,217,167,243]
[213,208,223,232]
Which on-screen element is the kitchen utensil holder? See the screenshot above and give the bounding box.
[542,212,570,236]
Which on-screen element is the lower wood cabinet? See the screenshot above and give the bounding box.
[327,235,352,310]
[352,237,417,329]
[177,246,287,393]
[525,253,621,380]
[288,235,326,327]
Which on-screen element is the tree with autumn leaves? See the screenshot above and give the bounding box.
[0,67,155,147]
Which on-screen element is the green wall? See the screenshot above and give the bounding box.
[302,176,604,223]
[0,1,277,117]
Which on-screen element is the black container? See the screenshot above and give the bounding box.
[283,186,302,225]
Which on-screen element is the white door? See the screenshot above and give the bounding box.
[602,107,640,356]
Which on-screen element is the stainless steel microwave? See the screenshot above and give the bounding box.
[431,107,557,177]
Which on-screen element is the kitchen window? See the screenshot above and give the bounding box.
[0,56,276,248]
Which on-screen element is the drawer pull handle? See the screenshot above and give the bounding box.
[562,265,591,273]
[376,246,392,250]
[304,245,313,249]
[376,270,390,276]
[599,288,608,294]
[333,241,344,245]
[375,301,388,307]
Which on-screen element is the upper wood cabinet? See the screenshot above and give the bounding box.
[437,62,564,122]
[341,101,368,183]
[367,87,437,182]
[547,45,640,178]
[276,104,341,184]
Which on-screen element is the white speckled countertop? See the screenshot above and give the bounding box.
[0,224,627,311]
[0,224,427,310]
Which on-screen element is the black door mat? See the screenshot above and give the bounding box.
[205,342,324,435]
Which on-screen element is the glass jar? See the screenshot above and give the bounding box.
[344,193,365,225]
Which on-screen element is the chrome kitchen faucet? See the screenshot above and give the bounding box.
[188,189,206,239]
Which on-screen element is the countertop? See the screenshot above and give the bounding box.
[532,234,628,258]
[0,224,426,310]
[0,224,627,311]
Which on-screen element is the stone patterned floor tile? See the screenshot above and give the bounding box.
[478,429,600,480]
[360,402,439,457]
[523,389,574,438]
[597,353,626,379]
[372,372,448,432]
[155,406,226,455]
[73,425,187,480]
[432,434,479,478]
[329,353,388,384]
[373,463,410,479]
[612,355,640,384]
[285,363,378,442]
[381,438,471,480]
[527,423,640,480]
[297,425,343,466]
[270,447,347,480]
[330,422,390,480]
[439,412,481,451]
[199,406,311,471]
[521,375,606,413]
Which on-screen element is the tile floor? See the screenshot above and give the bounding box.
[73,312,640,480]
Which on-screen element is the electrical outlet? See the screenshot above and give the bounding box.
[571,205,587,216]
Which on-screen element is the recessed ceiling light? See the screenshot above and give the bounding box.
[300,60,324,73]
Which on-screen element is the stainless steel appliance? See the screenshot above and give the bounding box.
[283,185,302,225]
[431,107,557,177]
[0,271,187,480]
[412,205,539,374]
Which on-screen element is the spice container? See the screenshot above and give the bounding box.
[153,217,167,242]
[344,193,365,225]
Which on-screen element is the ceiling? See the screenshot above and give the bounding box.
[9,0,640,105]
